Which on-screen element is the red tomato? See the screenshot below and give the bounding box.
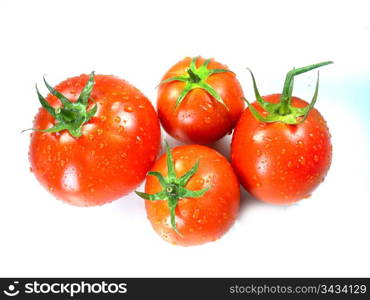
[136,144,240,246]
[29,73,161,206]
[231,62,333,204]
[232,95,332,204]
[157,57,244,144]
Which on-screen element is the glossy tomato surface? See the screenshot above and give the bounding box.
[157,57,244,144]
[231,94,332,204]
[29,74,161,206]
[144,145,240,246]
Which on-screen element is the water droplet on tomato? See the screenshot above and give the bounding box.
[297,140,304,146]
[100,115,107,122]
[201,102,214,113]
[99,143,105,149]
[192,208,200,219]
[136,136,143,144]
[204,117,211,124]
[298,156,306,165]
[196,178,204,186]
[314,154,319,163]
[309,133,314,138]
[256,182,262,188]
[97,128,103,135]
[118,126,125,133]
[256,149,262,156]
[124,106,133,112]
[287,161,293,168]
[114,116,121,123]
[264,136,273,142]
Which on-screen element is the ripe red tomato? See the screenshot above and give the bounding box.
[136,144,240,246]
[157,56,244,144]
[29,73,161,206]
[231,62,333,204]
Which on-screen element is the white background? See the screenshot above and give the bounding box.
[0,0,369,277]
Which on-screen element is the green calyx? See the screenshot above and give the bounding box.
[135,142,210,235]
[244,61,333,124]
[160,56,232,109]
[27,72,97,138]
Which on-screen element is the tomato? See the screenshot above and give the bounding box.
[157,56,244,144]
[29,73,161,206]
[231,62,333,204]
[136,144,240,246]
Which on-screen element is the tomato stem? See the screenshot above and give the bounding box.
[187,68,201,83]
[135,141,210,235]
[24,72,97,138]
[244,61,333,124]
[159,57,232,110]
[280,61,332,107]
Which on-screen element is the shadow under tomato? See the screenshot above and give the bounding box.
[206,133,233,160]
[237,186,265,218]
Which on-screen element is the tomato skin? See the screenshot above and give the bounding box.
[157,57,244,144]
[144,145,240,246]
[231,94,332,204]
[29,74,161,206]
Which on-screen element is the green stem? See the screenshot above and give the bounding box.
[245,61,333,125]
[135,142,210,234]
[280,61,333,107]
[159,57,232,109]
[187,68,201,83]
[27,72,97,138]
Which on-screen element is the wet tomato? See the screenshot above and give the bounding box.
[29,73,161,206]
[157,56,244,144]
[232,62,333,204]
[136,144,240,246]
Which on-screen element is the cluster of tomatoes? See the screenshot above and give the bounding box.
[28,57,333,246]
